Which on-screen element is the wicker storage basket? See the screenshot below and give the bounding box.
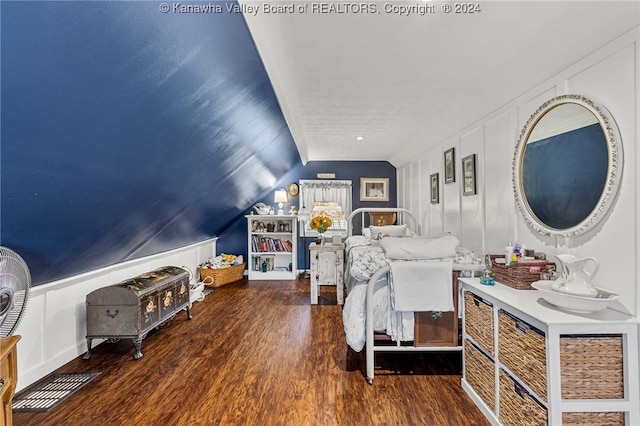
[560,334,624,399]
[499,369,548,426]
[464,340,496,411]
[562,411,624,425]
[199,263,245,288]
[464,292,495,356]
[490,255,554,290]
[498,310,547,400]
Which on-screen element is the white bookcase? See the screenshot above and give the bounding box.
[246,215,297,280]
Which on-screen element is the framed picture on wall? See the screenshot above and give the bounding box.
[430,173,439,204]
[462,154,476,196]
[360,177,389,201]
[444,147,455,183]
[287,182,299,197]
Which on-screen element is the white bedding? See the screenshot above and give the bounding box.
[380,235,459,260]
[388,261,453,312]
[345,244,386,284]
[342,234,484,352]
[343,274,390,352]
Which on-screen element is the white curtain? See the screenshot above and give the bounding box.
[299,179,352,215]
[298,180,352,236]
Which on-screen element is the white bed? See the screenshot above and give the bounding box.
[342,208,484,383]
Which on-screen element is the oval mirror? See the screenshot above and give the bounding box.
[513,95,623,237]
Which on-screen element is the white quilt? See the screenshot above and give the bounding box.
[342,274,389,352]
[347,245,387,283]
[342,234,484,352]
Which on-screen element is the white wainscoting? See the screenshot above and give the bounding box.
[13,237,217,392]
[397,27,639,319]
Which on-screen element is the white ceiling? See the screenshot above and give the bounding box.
[240,1,640,167]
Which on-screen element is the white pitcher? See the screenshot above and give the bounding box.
[551,254,599,297]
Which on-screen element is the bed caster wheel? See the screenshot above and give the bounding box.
[366,378,373,385]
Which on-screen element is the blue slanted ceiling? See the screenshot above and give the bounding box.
[1,1,302,284]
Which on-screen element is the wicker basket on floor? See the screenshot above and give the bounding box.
[199,263,245,288]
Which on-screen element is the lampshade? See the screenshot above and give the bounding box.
[274,188,288,215]
[274,189,288,204]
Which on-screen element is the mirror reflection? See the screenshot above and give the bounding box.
[522,103,607,229]
[513,95,623,237]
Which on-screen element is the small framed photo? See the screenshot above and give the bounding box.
[444,147,455,183]
[462,154,476,196]
[360,177,389,202]
[430,173,439,204]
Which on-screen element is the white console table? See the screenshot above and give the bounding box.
[460,277,639,425]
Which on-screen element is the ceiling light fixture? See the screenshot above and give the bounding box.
[355,136,365,141]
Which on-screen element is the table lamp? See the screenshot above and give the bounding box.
[274,188,288,216]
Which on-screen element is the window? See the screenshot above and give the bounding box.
[298,180,352,236]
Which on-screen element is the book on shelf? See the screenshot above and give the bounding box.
[253,255,275,272]
[252,235,293,253]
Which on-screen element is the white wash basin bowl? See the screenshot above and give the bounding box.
[531,280,619,314]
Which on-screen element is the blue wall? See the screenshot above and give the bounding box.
[1,2,396,284]
[216,161,397,270]
[522,123,607,229]
[1,1,302,284]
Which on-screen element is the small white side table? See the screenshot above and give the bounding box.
[309,242,344,305]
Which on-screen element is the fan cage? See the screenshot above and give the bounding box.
[0,246,32,337]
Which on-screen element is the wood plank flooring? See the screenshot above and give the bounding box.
[13,279,489,426]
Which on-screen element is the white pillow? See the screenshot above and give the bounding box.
[380,235,460,260]
[370,224,409,238]
[362,228,371,238]
[406,228,419,238]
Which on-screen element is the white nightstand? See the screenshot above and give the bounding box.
[309,242,344,305]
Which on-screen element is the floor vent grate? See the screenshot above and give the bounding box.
[12,372,101,412]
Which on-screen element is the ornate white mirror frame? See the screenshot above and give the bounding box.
[513,94,623,237]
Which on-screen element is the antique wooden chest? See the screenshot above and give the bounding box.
[84,266,191,360]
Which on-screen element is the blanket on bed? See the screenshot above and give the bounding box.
[380,236,459,260]
[342,233,484,352]
[388,261,453,312]
[346,235,482,284]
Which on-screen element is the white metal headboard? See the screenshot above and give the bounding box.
[347,208,418,237]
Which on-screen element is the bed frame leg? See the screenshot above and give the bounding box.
[365,267,389,386]
[366,344,374,384]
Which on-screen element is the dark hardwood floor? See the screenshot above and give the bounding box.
[14,278,489,426]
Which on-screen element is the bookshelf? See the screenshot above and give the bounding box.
[246,215,297,280]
